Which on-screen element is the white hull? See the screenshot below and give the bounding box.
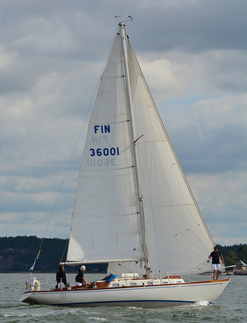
[21,279,230,308]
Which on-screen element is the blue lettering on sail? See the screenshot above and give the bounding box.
[89,147,119,157]
[90,125,118,167]
[94,125,111,134]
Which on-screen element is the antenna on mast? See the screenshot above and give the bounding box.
[114,15,133,24]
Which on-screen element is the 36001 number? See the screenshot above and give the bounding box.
[89,147,120,157]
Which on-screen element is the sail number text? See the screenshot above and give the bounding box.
[89,147,120,157]
[88,125,119,167]
[88,147,120,168]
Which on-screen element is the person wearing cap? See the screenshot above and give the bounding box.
[75,265,87,287]
[208,246,224,280]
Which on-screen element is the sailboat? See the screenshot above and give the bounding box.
[21,22,230,307]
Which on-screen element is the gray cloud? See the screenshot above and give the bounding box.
[0,0,246,245]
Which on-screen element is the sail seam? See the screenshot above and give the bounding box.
[101,75,125,80]
[81,165,135,172]
[91,120,130,125]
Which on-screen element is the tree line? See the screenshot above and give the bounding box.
[216,244,247,268]
[0,236,107,273]
[0,236,246,273]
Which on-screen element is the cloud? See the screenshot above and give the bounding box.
[188,170,247,245]
[0,0,246,246]
[139,49,247,100]
[166,94,247,172]
[129,0,247,52]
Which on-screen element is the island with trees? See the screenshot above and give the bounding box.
[0,236,246,274]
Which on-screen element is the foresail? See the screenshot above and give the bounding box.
[127,39,215,276]
[66,33,144,264]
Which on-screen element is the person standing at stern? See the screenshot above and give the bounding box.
[209,246,224,280]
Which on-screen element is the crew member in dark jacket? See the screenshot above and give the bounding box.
[56,264,67,288]
[75,265,87,287]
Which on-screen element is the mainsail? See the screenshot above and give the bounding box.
[67,24,214,276]
[66,30,144,265]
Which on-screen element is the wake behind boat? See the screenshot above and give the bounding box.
[21,22,230,307]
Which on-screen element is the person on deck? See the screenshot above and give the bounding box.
[56,264,67,288]
[75,265,87,287]
[208,246,224,280]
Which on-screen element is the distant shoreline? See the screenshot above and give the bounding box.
[233,270,247,275]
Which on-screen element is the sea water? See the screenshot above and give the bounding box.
[0,273,246,322]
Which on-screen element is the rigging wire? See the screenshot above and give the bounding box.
[59,238,69,264]
[29,79,101,273]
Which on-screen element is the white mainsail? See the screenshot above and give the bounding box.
[66,32,144,265]
[67,24,215,276]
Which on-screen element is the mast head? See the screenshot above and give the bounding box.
[117,15,133,27]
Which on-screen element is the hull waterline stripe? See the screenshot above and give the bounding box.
[54,299,197,306]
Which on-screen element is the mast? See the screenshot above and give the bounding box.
[119,22,151,277]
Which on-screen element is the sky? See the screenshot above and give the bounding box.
[0,0,246,246]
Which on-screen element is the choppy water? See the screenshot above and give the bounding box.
[0,273,246,322]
